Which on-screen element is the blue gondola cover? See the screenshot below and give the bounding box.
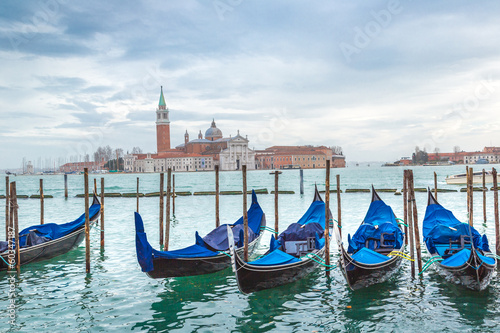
[249,249,300,266]
[347,200,403,253]
[351,247,390,265]
[423,203,490,255]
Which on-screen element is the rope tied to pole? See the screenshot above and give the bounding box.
[388,251,414,261]
[418,256,444,275]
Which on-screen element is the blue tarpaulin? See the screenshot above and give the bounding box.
[441,248,495,267]
[423,203,490,255]
[249,249,300,266]
[347,200,403,253]
[351,247,390,264]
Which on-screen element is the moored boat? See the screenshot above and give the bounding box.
[445,171,499,185]
[334,187,405,290]
[422,191,495,291]
[135,190,266,279]
[228,186,329,294]
[0,195,101,270]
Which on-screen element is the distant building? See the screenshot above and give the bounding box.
[255,146,345,170]
[26,161,34,174]
[59,161,106,173]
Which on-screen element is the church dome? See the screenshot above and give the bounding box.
[205,119,223,141]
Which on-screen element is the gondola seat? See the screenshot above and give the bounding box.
[364,232,396,254]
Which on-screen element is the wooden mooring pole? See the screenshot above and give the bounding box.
[84,168,90,273]
[64,174,68,199]
[336,174,341,236]
[403,171,408,245]
[40,179,44,225]
[405,170,415,278]
[10,182,20,274]
[215,165,220,228]
[299,169,304,195]
[492,168,499,262]
[469,167,474,226]
[466,166,470,213]
[273,170,279,239]
[165,168,171,251]
[136,177,140,213]
[100,177,105,250]
[5,176,9,241]
[242,165,248,262]
[325,160,331,277]
[483,169,487,223]
[434,171,438,201]
[172,174,176,216]
[409,170,422,274]
[159,173,164,246]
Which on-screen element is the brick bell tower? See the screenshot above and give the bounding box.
[156,86,171,153]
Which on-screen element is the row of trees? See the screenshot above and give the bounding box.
[92,146,143,171]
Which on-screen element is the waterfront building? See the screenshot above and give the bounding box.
[255,146,345,170]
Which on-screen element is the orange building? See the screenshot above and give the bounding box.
[255,146,345,170]
[156,86,171,153]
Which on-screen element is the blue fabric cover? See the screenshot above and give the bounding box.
[278,222,324,245]
[347,200,402,253]
[269,235,281,252]
[441,248,495,267]
[249,249,300,266]
[18,200,101,247]
[202,190,263,250]
[351,247,390,264]
[134,191,264,271]
[423,203,490,255]
[296,200,326,226]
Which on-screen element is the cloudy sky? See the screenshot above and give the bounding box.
[1,1,500,169]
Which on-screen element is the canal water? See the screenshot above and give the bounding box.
[1,165,500,332]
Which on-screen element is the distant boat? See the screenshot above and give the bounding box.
[475,159,489,164]
[445,171,499,185]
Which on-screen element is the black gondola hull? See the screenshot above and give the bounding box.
[337,246,403,290]
[434,250,495,291]
[233,247,325,294]
[146,234,263,279]
[0,202,100,271]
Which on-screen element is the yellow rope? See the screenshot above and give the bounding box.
[388,251,414,261]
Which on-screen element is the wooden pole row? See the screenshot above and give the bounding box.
[468,167,474,226]
[172,174,176,216]
[64,174,68,199]
[136,177,140,213]
[403,170,408,246]
[325,160,331,277]
[273,170,279,239]
[405,170,415,278]
[434,171,438,201]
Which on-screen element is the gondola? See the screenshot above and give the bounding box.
[334,187,405,290]
[228,186,329,294]
[135,190,266,279]
[0,195,101,270]
[422,191,495,291]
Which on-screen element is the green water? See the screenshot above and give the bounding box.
[1,165,500,332]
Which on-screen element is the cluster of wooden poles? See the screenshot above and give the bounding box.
[405,167,499,277]
[4,165,499,277]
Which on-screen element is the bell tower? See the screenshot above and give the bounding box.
[156,86,171,153]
